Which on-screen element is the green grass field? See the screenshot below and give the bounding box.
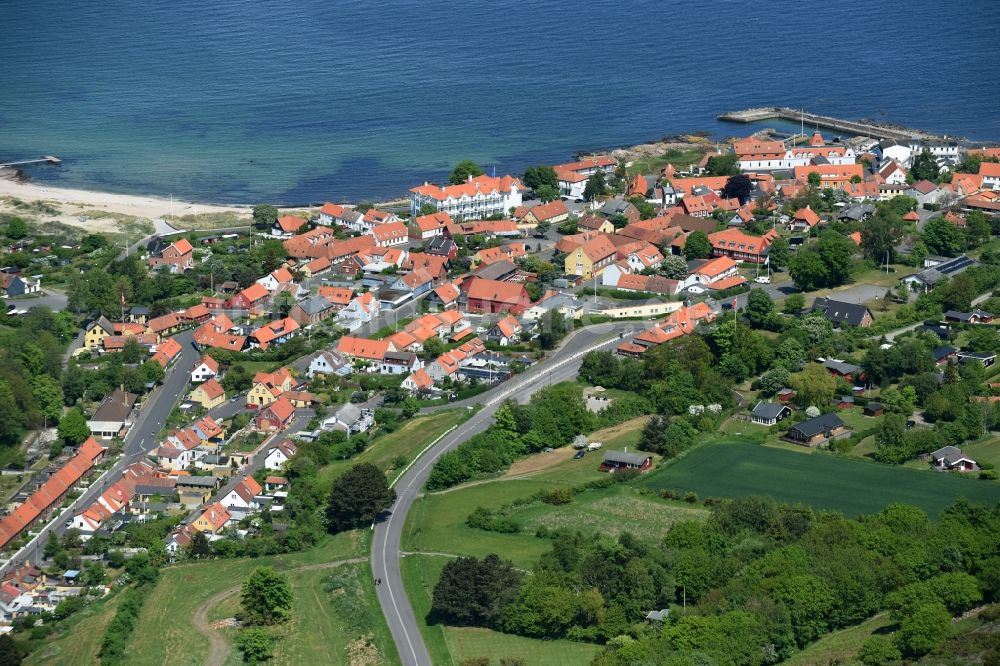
[961,436,1000,470]
[626,147,706,176]
[643,440,1000,517]
[318,410,468,486]
[26,593,121,665]
[402,555,600,666]
[265,563,399,665]
[512,484,707,540]
[123,532,365,666]
[783,613,892,666]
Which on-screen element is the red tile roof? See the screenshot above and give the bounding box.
[411,175,525,201]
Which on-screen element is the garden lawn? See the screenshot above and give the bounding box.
[123,532,364,666]
[626,147,706,176]
[401,555,600,666]
[318,409,468,486]
[643,439,1000,517]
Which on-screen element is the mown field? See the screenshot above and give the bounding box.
[643,439,1000,517]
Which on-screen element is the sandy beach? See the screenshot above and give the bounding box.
[0,171,253,234]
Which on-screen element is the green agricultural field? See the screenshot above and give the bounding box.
[318,409,468,486]
[643,439,1000,517]
[402,555,600,666]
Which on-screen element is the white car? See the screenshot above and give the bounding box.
[754,276,771,284]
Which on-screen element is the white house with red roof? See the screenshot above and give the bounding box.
[681,256,746,293]
[409,174,526,219]
[371,221,409,247]
[221,476,264,513]
[256,267,295,292]
[265,440,298,471]
[410,211,452,240]
[191,355,220,383]
[486,315,523,346]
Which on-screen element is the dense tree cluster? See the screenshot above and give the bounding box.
[429,384,629,490]
[434,498,999,665]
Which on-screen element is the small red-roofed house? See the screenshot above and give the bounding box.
[255,397,296,432]
[190,378,225,409]
[790,206,821,231]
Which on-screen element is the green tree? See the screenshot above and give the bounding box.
[768,238,790,270]
[875,413,907,460]
[705,153,740,177]
[743,288,776,329]
[237,627,273,662]
[659,254,688,279]
[922,217,964,257]
[0,633,22,665]
[450,160,484,185]
[895,601,950,657]
[783,292,805,313]
[252,204,279,228]
[861,206,903,263]
[858,635,901,666]
[583,172,608,201]
[57,408,90,446]
[758,366,790,396]
[121,338,145,364]
[939,273,975,312]
[522,166,557,192]
[533,218,551,235]
[33,375,64,427]
[240,567,292,625]
[965,210,991,247]
[910,149,940,182]
[683,231,712,260]
[189,531,211,559]
[142,359,165,385]
[432,554,524,628]
[721,174,753,203]
[5,216,28,240]
[807,171,822,187]
[789,247,828,291]
[326,463,396,533]
[791,363,837,408]
[535,184,559,203]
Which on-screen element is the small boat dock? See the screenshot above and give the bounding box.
[718,107,958,143]
[0,156,62,168]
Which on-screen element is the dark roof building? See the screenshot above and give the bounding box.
[810,297,873,328]
[785,413,849,446]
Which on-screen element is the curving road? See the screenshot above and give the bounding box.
[370,321,638,666]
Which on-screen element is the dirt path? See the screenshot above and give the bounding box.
[190,557,367,666]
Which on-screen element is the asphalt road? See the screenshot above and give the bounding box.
[370,321,636,666]
[0,329,200,572]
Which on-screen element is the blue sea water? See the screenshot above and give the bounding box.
[2,0,998,204]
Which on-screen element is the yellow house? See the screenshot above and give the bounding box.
[246,368,295,408]
[191,502,230,534]
[564,235,618,280]
[189,378,226,409]
[83,316,115,351]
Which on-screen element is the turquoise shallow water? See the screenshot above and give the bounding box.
[1,0,998,203]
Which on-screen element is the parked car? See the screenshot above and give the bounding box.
[574,450,586,459]
[754,275,771,284]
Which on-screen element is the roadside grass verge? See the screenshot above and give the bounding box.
[317,409,468,487]
[25,593,121,665]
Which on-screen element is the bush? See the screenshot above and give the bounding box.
[540,488,573,505]
[237,627,273,663]
[466,507,520,533]
[858,635,901,665]
[980,469,999,481]
[684,492,699,503]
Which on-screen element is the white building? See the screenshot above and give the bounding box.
[264,440,297,471]
[409,174,526,219]
[307,350,351,379]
